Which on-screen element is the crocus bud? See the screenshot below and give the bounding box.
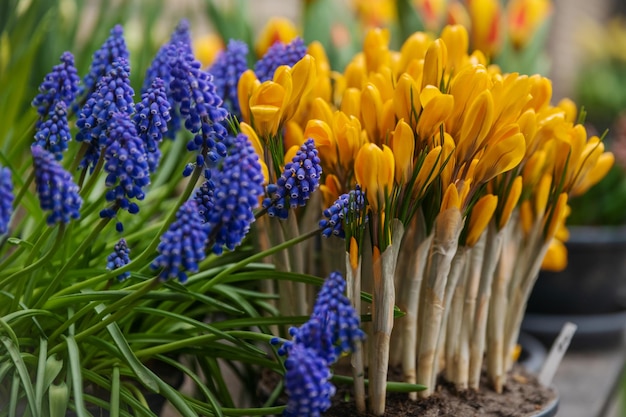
[354,143,395,211]
[465,194,498,247]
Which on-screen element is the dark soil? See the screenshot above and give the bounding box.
[324,365,556,417]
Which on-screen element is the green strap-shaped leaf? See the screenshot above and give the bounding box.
[65,335,86,417]
[1,335,37,414]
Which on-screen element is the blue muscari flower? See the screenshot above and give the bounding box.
[33,102,72,161]
[0,167,14,235]
[133,78,171,172]
[208,39,248,117]
[76,58,135,170]
[143,19,192,139]
[194,133,264,254]
[308,271,365,358]
[151,200,208,283]
[254,37,307,82]
[282,343,335,417]
[32,145,82,226]
[32,51,80,121]
[106,238,131,281]
[82,25,129,99]
[169,42,229,170]
[262,138,322,219]
[319,185,365,239]
[100,113,150,223]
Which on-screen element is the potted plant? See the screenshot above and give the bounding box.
[1,2,609,417]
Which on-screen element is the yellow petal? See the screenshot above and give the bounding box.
[398,32,432,74]
[534,174,552,216]
[344,53,367,89]
[441,181,461,211]
[422,38,448,90]
[363,28,391,73]
[507,0,552,50]
[416,87,455,141]
[466,194,498,247]
[341,87,362,118]
[498,176,523,229]
[557,98,577,124]
[305,119,336,168]
[354,143,395,211]
[468,0,503,57]
[309,97,334,125]
[240,122,264,158]
[391,119,415,184]
[283,145,300,166]
[414,145,443,197]
[394,73,420,127]
[320,174,342,207]
[193,33,224,68]
[379,99,396,143]
[350,236,360,271]
[570,152,614,197]
[520,199,533,235]
[284,120,304,150]
[334,112,363,169]
[238,70,260,124]
[440,24,469,73]
[457,89,495,163]
[524,75,552,112]
[543,192,568,241]
[361,82,383,142]
[541,238,567,272]
[286,54,317,118]
[474,130,525,184]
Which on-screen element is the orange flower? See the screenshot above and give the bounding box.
[255,17,299,58]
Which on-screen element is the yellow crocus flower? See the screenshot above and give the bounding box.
[521,149,546,190]
[506,0,552,50]
[519,199,534,234]
[570,151,614,197]
[534,174,552,217]
[394,73,421,128]
[309,97,334,126]
[391,119,415,184]
[543,192,568,241]
[361,82,383,143]
[307,41,332,102]
[380,99,396,142]
[334,112,363,169]
[557,98,577,124]
[524,75,552,112]
[369,67,395,102]
[422,38,448,90]
[413,0,447,32]
[320,174,342,207]
[441,24,469,75]
[344,53,368,89]
[465,194,498,247]
[446,65,491,136]
[468,0,503,58]
[255,17,299,58]
[354,143,395,211]
[364,28,391,73]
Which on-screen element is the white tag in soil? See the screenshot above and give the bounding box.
[538,322,577,386]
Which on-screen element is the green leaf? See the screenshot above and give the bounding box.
[1,335,38,414]
[110,365,120,417]
[65,335,87,417]
[48,383,69,417]
[93,303,159,392]
[34,338,48,416]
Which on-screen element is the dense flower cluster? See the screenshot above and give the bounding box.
[33,102,72,160]
[76,58,135,170]
[151,200,208,283]
[31,51,80,122]
[133,78,171,172]
[0,167,13,235]
[82,25,129,98]
[209,39,249,117]
[169,43,229,169]
[100,113,150,227]
[263,139,322,219]
[282,343,335,417]
[319,186,366,238]
[254,37,307,82]
[195,134,264,254]
[32,146,82,226]
[143,19,192,139]
[272,271,364,416]
[106,238,131,281]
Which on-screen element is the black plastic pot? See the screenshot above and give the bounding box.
[524,226,626,349]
